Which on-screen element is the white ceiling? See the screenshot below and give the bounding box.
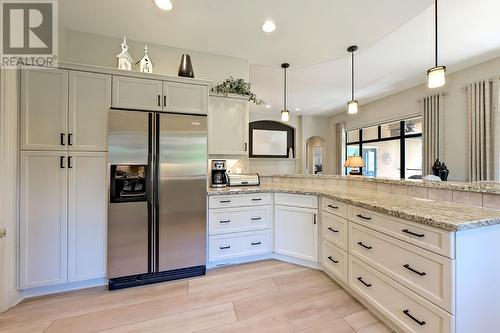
[60,0,500,116]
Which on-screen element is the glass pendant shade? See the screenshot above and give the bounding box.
[281,109,290,122]
[427,66,446,88]
[347,100,358,114]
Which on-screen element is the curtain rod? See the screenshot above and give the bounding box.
[345,113,422,131]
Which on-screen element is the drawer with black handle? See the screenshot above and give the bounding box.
[208,230,271,262]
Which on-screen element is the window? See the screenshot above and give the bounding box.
[345,118,423,179]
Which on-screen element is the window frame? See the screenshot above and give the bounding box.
[345,119,422,178]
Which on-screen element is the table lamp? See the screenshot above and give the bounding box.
[344,156,365,176]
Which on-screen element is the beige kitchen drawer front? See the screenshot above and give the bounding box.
[322,240,348,285]
[322,198,348,218]
[348,206,454,259]
[349,255,454,333]
[209,193,271,209]
[274,193,318,209]
[349,222,454,313]
[321,211,348,251]
[209,206,271,235]
[209,230,271,262]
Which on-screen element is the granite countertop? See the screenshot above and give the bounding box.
[207,184,500,232]
[258,174,500,195]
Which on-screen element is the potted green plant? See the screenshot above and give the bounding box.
[212,77,264,105]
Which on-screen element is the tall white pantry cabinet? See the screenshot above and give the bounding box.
[19,67,109,289]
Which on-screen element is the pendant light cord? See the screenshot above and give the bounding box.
[351,52,355,101]
[435,0,438,67]
[283,66,287,110]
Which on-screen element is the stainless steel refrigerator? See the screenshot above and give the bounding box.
[107,110,207,290]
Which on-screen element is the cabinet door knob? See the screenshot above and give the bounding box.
[328,256,339,264]
[403,309,426,326]
[357,241,372,250]
[403,264,426,276]
[402,229,425,238]
[357,277,372,287]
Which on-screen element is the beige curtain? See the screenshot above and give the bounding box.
[332,122,345,175]
[422,94,444,176]
[467,79,499,181]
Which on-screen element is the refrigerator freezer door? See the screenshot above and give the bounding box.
[157,113,207,271]
[108,110,151,278]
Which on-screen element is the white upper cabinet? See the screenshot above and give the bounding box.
[19,151,68,289]
[68,152,107,282]
[69,71,111,151]
[274,204,319,263]
[112,76,162,111]
[21,67,68,151]
[163,81,208,114]
[208,95,248,155]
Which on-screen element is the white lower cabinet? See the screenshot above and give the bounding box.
[275,204,318,263]
[20,151,68,289]
[68,152,107,282]
[349,255,454,333]
[20,151,107,289]
[209,230,271,262]
[321,240,348,285]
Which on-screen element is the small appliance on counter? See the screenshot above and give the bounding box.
[211,160,228,188]
[227,173,260,187]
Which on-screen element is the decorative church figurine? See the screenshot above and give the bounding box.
[137,45,153,73]
[117,36,133,71]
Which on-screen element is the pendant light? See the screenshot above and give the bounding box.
[347,45,358,115]
[427,0,446,88]
[281,63,290,122]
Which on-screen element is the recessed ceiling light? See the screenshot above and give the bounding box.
[261,20,276,33]
[265,104,271,109]
[295,108,300,111]
[154,0,173,11]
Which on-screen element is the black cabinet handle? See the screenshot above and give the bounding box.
[244,143,247,151]
[251,217,262,221]
[357,277,372,287]
[403,309,426,326]
[163,95,166,107]
[251,198,262,201]
[220,200,231,203]
[328,204,339,209]
[357,241,372,250]
[403,264,426,276]
[157,95,161,107]
[68,133,73,146]
[356,214,372,220]
[328,256,339,264]
[219,245,230,250]
[60,133,65,146]
[251,242,261,246]
[68,156,73,169]
[328,227,339,233]
[60,156,65,168]
[313,214,317,225]
[219,220,230,224]
[402,229,425,238]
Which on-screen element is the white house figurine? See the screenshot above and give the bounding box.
[137,45,153,73]
[117,36,133,71]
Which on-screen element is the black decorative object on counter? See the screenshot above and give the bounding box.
[178,54,194,78]
[431,159,450,181]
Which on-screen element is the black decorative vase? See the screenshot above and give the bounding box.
[439,163,449,181]
[178,54,194,78]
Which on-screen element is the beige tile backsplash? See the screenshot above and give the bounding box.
[264,176,500,210]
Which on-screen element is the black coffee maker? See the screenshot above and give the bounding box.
[211,160,228,188]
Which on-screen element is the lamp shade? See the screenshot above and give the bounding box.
[344,156,365,168]
[281,109,290,122]
[427,66,446,88]
[347,100,358,114]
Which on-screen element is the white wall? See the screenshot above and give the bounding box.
[329,55,500,181]
[59,29,250,84]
